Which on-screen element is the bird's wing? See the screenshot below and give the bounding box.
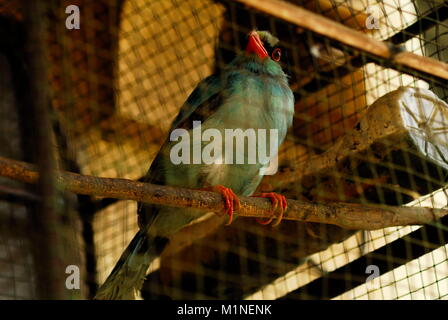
[137,72,233,225]
[144,73,225,184]
[169,73,224,131]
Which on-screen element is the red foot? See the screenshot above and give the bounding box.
[201,185,240,225]
[252,192,287,227]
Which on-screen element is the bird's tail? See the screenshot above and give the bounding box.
[94,230,161,300]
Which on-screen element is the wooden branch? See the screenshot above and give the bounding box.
[235,0,448,81]
[262,87,448,204]
[304,0,372,32]
[0,155,446,230]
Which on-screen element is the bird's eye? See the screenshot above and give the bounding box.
[271,48,281,61]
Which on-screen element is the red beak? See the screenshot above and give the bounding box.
[245,31,268,59]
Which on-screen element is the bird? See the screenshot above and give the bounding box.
[94,30,295,300]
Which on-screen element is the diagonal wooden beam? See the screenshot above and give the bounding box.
[235,0,448,81]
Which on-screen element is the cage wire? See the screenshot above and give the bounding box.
[0,0,447,300]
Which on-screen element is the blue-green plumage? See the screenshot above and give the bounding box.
[95,31,294,299]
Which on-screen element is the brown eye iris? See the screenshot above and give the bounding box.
[271,48,281,61]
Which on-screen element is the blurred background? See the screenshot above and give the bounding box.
[0,0,447,299]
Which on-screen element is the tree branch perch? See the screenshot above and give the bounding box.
[0,155,446,230]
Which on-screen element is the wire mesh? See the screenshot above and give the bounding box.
[0,0,447,300]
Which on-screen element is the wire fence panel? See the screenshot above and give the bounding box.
[0,0,447,300]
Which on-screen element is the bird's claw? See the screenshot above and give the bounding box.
[202,185,240,225]
[252,192,287,227]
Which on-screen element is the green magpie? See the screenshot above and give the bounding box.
[95,30,295,300]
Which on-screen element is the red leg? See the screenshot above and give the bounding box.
[252,192,287,227]
[201,185,240,225]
